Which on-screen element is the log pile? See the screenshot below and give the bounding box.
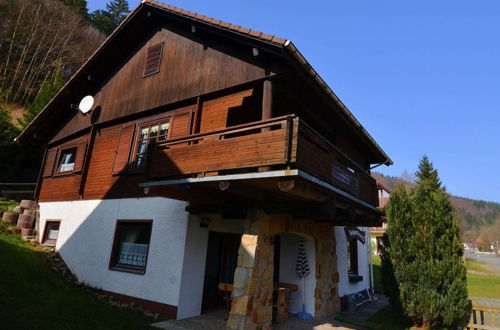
[1,200,38,238]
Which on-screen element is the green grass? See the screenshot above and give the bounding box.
[367,306,411,329]
[0,199,18,213]
[373,254,500,299]
[465,259,494,274]
[467,273,500,299]
[0,232,155,330]
[372,255,383,293]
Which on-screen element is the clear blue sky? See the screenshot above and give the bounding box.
[88,0,500,203]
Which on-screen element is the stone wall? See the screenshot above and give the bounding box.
[226,209,340,329]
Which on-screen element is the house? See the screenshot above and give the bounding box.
[16,1,392,328]
[369,181,392,255]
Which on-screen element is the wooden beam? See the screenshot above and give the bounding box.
[262,79,273,124]
[259,79,273,172]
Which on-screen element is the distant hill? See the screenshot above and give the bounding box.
[373,172,500,248]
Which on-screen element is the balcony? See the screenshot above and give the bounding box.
[144,115,379,212]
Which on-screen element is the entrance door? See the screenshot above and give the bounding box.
[202,231,241,310]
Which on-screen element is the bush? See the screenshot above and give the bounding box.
[383,156,469,328]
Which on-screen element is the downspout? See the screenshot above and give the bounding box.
[367,227,375,299]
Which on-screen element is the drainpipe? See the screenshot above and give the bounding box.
[367,227,375,299]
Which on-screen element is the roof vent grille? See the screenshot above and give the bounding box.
[143,42,164,77]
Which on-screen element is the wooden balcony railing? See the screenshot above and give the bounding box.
[147,115,379,206]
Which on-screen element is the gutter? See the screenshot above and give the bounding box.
[283,40,393,166]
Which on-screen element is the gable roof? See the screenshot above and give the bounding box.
[16,0,392,166]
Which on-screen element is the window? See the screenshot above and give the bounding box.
[134,120,170,169]
[143,42,164,77]
[58,147,77,173]
[43,220,61,246]
[110,221,153,274]
[347,239,358,275]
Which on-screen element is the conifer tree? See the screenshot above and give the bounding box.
[383,156,469,328]
[90,0,129,35]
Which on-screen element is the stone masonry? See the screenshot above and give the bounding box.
[226,209,340,329]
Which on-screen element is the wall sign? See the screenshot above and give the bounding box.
[344,226,366,244]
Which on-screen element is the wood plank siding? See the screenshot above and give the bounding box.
[50,28,268,144]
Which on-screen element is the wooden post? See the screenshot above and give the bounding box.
[259,79,273,172]
[262,79,273,128]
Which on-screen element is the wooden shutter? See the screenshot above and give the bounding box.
[112,124,135,175]
[73,140,87,173]
[42,148,57,178]
[170,110,193,140]
[143,42,164,77]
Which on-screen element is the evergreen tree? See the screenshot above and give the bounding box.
[383,156,469,328]
[90,0,129,35]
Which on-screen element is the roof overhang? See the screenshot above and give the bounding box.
[140,169,383,218]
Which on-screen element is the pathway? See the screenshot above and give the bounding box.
[151,295,389,330]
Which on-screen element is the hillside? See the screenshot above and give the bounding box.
[373,172,500,247]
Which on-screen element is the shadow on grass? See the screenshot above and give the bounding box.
[0,233,155,330]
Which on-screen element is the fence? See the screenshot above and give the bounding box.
[466,303,500,330]
[0,182,35,200]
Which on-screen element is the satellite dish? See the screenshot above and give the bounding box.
[78,95,94,114]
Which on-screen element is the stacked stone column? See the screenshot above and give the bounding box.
[226,210,340,329]
[227,211,274,330]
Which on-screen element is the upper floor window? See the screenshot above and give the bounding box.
[134,119,170,169]
[143,42,164,77]
[58,147,77,173]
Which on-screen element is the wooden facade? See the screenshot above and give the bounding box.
[22,0,391,225]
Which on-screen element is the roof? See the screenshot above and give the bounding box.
[17,0,392,166]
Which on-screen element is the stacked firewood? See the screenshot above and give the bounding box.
[2,200,38,237]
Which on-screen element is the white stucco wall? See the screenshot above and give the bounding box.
[335,226,371,296]
[177,215,209,319]
[278,233,316,316]
[39,197,189,309]
[177,215,245,319]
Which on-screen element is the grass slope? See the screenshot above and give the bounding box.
[0,233,154,330]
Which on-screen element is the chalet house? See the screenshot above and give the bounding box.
[17,1,392,327]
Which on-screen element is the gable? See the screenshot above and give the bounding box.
[50,27,274,143]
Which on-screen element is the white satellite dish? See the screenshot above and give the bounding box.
[78,95,94,114]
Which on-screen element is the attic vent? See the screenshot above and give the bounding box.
[143,42,164,77]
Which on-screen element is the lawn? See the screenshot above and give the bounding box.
[467,273,500,299]
[0,232,155,330]
[465,259,493,274]
[372,255,383,293]
[0,199,18,213]
[373,255,500,300]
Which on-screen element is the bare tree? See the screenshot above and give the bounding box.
[0,0,105,106]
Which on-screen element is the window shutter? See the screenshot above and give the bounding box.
[112,124,135,175]
[42,148,57,178]
[73,141,87,173]
[143,42,164,77]
[170,110,193,140]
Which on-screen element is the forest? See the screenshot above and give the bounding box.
[0,0,129,182]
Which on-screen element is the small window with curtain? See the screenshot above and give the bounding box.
[133,119,170,169]
[110,220,153,274]
[58,147,77,173]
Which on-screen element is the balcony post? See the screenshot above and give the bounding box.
[259,79,273,172]
[262,79,273,125]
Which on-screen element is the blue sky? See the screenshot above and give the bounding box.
[88,1,500,203]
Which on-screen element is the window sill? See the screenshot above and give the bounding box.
[109,266,146,275]
[348,275,363,283]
